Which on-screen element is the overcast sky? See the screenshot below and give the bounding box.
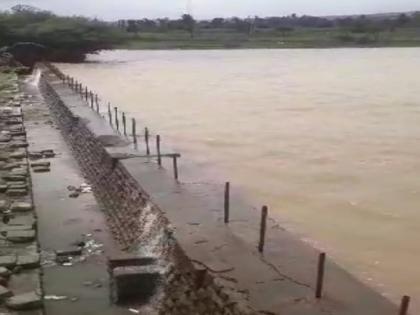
[1,0,420,20]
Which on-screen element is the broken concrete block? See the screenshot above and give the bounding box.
[0,185,9,193]
[0,200,8,211]
[55,247,82,262]
[10,142,28,149]
[6,189,27,197]
[0,267,11,278]
[0,285,12,300]
[30,161,50,168]
[28,152,42,160]
[8,183,27,190]
[2,175,26,182]
[10,202,32,212]
[6,291,42,310]
[6,230,36,243]
[0,256,16,268]
[111,265,161,304]
[0,225,33,235]
[8,215,36,228]
[108,255,157,270]
[17,254,40,269]
[41,150,55,158]
[32,166,50,173]
[9,152,26,159]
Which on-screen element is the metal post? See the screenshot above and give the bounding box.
[122,112,127,136]
[156,135,162,166]
[172,155,178,180]
[108,103,112,126]
[258,206,268,253]
[90,92,94,109]
[224,182,230,224]
[399,296,410,315]
[114,107,119,131]
[85,87,88,101]
[315,253,326,299]
[95,95,99,113]
[132,118,137,148]
[145,127,150,155]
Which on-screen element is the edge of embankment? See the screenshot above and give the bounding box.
[37,63,405,315]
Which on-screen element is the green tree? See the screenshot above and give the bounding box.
[181,14,195,39]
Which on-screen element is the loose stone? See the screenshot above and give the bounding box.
[10,202,32,212]
[0,200,8,211]
[30,161,50,168]
[0,267,11,278]
[0,285,12,300]
[0,185,8,193]
[6,189,27,197]
[6,230,36,243]
[32,166,50,173]
[0,256,17,268]
[6,291,43,310]
[17,254,40,269]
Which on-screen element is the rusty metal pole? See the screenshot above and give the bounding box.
[95,95,99,113]
[132,118,137,148]
[145,127,150,155]
[224,182,230,224]
[315,253,326,299]
[90,92,94,109]
[258,206,268,253]
[108,103,112,126]
[156,135,162,166]
[399,296,410,315]
[114,107,119,132]
[172,155,179,181]
[122,112,127,136]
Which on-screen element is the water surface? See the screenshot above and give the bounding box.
[57,48,420,309]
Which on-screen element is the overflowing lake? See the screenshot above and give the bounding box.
[57,48,420,309]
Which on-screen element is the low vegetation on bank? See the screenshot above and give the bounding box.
[0,5,125,62]
[118,12,420,49]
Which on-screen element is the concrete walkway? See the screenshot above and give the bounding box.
[21,79,139,315]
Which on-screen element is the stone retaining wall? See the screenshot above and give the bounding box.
[39,66,256,315]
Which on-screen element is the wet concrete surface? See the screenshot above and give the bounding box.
[40,72,405,315]
[20,79,140,315]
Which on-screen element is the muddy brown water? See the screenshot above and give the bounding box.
[56,48,420,310]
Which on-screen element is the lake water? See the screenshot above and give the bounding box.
[57,48,420,309]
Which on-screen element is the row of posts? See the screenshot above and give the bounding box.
[223,181,411,313]
[60,73,180,182]
[54,65,411,315]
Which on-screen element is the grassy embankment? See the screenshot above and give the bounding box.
[119,27,420,50]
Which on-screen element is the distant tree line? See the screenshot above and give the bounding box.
[118,12,420,36]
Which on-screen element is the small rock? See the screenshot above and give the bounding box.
[0,276,8,286]
[0,285,12,300]
[9,152,26,159]
[10,202,32,212]
[6,189,27,197]
[41,150,55,158]
[55,247,82,258]
[2,175,25,182]
[30,161,50,168]
[0,267,11,278]
[0,200,8,211]
[69,192,79,198]
[6,291,42,310]
[32,166,50,173]
[17,254,40,269]
[6,230,36,243]
[0,185,8,193]
[0,256,16,268]
[28,152,42,160]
